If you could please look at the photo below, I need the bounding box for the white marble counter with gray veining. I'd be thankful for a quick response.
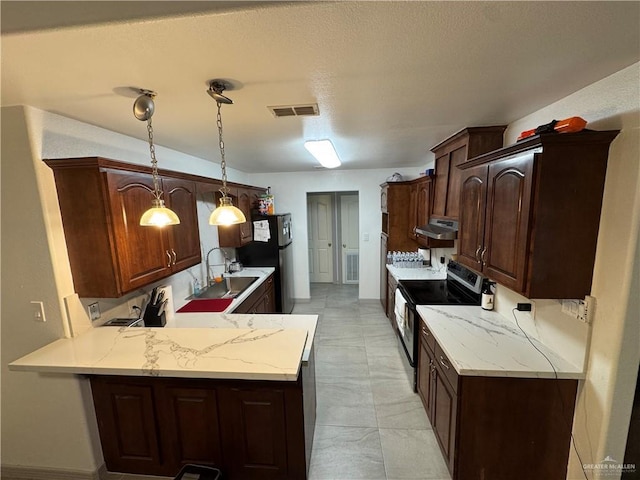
[417,305,584,379]
[9,324,309,381]
[166,313,318,362]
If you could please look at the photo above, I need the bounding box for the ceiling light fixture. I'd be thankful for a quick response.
[133,90,180,227]
[207,80,246,226]
[304,139,341,168]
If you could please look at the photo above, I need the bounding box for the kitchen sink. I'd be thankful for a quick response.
[188,276,259,300]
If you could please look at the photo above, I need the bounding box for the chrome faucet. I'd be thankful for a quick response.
[205,247,230,286]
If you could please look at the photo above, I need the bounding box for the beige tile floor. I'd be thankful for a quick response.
[108,283,450,480]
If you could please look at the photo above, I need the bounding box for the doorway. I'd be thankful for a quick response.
[307,192,359,284]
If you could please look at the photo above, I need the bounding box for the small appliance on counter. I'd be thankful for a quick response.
[102,317,142,327]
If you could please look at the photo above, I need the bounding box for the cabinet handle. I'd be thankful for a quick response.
[475,245,482,262]
[422,326,429,336]
[439,355,450,370]
[171,249,177,265]
[480,247,487,266]
[165,250,172,267]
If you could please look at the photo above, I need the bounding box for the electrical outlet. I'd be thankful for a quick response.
[127,298,140,316]
[88,302,101,321]
[561,298,592,323]
[30,301,46,322]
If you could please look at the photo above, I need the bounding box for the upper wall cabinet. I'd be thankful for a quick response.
[44,157,202,298]
[408,176,454,249]
[197,180,265,248]
[457,130,619,299]
[431,126,506,220]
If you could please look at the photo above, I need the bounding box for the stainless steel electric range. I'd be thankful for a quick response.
[395,261,483,392]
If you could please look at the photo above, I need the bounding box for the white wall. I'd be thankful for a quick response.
[497,63,640,479]
[247,167,423,300]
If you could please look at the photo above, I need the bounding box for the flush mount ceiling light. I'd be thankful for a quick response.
[207,80,246,226]
[304,139,341,169]
[133,90,180,227]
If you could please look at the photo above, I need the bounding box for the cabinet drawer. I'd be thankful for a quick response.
[434,343,458,393]
[419,321,435,353]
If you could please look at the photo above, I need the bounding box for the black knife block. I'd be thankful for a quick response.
[143,303,166,327]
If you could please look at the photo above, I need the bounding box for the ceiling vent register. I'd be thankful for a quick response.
[268,104,319,118]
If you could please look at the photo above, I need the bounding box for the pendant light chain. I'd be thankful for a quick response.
[216,101,230,197]
[146,117,163,201]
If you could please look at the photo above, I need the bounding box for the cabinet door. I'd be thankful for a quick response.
[408,183,418,239]
[433,368,457,474]
[158,384,223,472]
[432,154,450,217]
[219,386,290,479]
[237,188,253,245]
[457,165,488,271]
[380,186,388,213]
[106,171,170,293]
[483,154,534,292]
[444,146,467,218]
[417,331,434,420]
[90,378,164,475]
[163,178,201,272]
[264,275,276,313]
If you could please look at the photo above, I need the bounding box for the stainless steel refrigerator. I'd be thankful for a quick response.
[237,213,294,314]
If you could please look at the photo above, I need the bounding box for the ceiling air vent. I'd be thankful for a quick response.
[268,104,319,118]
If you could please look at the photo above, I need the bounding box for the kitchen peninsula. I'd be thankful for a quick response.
[10,305,319,479]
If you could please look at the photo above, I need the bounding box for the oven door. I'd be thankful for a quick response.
[395,289,417,391]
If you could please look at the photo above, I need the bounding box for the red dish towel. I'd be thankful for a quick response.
[176,298,233,313]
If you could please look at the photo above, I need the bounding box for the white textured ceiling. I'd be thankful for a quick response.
[2,1,639,173]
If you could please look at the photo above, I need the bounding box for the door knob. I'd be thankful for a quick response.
[343,244,346,248]
[328,243,332,247]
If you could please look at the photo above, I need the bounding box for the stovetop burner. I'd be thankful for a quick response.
[398,261,483,307]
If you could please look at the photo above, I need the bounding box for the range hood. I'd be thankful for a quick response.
[415,218,458,240]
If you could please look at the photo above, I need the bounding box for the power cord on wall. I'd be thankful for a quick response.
[511,308,590,480]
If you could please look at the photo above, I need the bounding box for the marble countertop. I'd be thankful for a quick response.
[9,324,308,381]
[167,313,318,362]
[417,305,584,379]
[386,264,447,281]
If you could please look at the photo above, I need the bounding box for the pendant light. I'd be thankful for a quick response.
[133,90,180,227]
[207,80,246,226]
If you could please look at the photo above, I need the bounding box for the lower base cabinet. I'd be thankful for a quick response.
[417,323,578,480]
[90,373,314,479]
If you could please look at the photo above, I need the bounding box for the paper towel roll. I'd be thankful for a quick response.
[418,248,430,261]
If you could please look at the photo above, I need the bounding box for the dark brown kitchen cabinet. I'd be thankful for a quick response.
[90,374,311,479]
[408,176,454,248]
[44,157,201,298]
[416,319,578,480]
[232,273,276,314]
[458,130,619,299]
[217,186,262,248]
[431,126,506,220]
[219,385,305,479]
[90,377,170,476]
[417,323,434,420]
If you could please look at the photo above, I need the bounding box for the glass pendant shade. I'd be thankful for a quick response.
[140,198,181,227]
[209,195,247,226]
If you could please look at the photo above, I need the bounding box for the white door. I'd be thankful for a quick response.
[308,194,334,283]
[340,194,359,284]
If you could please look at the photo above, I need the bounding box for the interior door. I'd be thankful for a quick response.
[307,194,334,283]
[340,194,359,284]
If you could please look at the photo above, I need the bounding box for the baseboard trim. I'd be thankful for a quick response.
[1,463,105,480]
